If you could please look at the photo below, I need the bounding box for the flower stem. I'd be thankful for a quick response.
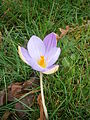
[40,72,48,120]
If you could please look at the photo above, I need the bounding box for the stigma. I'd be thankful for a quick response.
[38,56,46,68]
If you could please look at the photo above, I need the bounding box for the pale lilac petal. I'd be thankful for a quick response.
[18,46,44,72]
[31,61,44,72]
[43,32,57,52]
[45,47,58,60]
[45,47,61,67]
[27,35,45,60]
[18,46,31,65]
[42,65,59,74]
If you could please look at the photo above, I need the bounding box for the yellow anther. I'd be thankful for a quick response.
[38,56,46,68]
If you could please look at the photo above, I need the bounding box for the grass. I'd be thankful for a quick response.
[0,0,90,119]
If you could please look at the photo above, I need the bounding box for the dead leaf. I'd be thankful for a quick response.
[7,85,14,102]
[11,82,22,97]
[56,25,69,41]
[37,94,46,120]
[0,90,6,106]
[7,82,23,101]
[7,78,40,100]
[0,77,40,119]
[15,94,35,118]
[22,77,40,90]
[2,111,18,120]
[1,111,11,120]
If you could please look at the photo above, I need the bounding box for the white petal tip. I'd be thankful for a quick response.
[43,65,59,75]
[18,46,27,63]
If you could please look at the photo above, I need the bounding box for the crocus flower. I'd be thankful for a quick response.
[18,32,61,74]
[18,32,61,120]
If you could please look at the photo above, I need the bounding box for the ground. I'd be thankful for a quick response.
[0,0,90,120]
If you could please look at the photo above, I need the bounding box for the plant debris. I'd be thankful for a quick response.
[55,25,69,41]
[0,90,6,106]
[37,94,46,120]
[0,78,40,119]
[15,93,35,118]
[1,111,19,120]
[1,111,11,120]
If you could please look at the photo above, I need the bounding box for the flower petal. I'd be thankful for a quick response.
[42,65,59,74]
[45,47,61,67]
[43,32,57,52]
[27,35,45,60]
[18,46,44,72]
[18,46,31,65]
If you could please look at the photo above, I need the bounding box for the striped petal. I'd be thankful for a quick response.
[18,46,44,72]
[45,47,61,67]
[27,35,45,61]
[43,33,57,52]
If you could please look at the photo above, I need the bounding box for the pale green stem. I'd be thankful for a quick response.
[40,72,49,120]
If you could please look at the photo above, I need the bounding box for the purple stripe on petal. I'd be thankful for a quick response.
[45,47,58,61]
[27,35,45,61]
[18,46,44,72]
[42,65,59,74]
[43,32,57,52]
[46,47,61,67]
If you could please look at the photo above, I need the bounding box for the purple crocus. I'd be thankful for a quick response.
[18,32,61,74]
